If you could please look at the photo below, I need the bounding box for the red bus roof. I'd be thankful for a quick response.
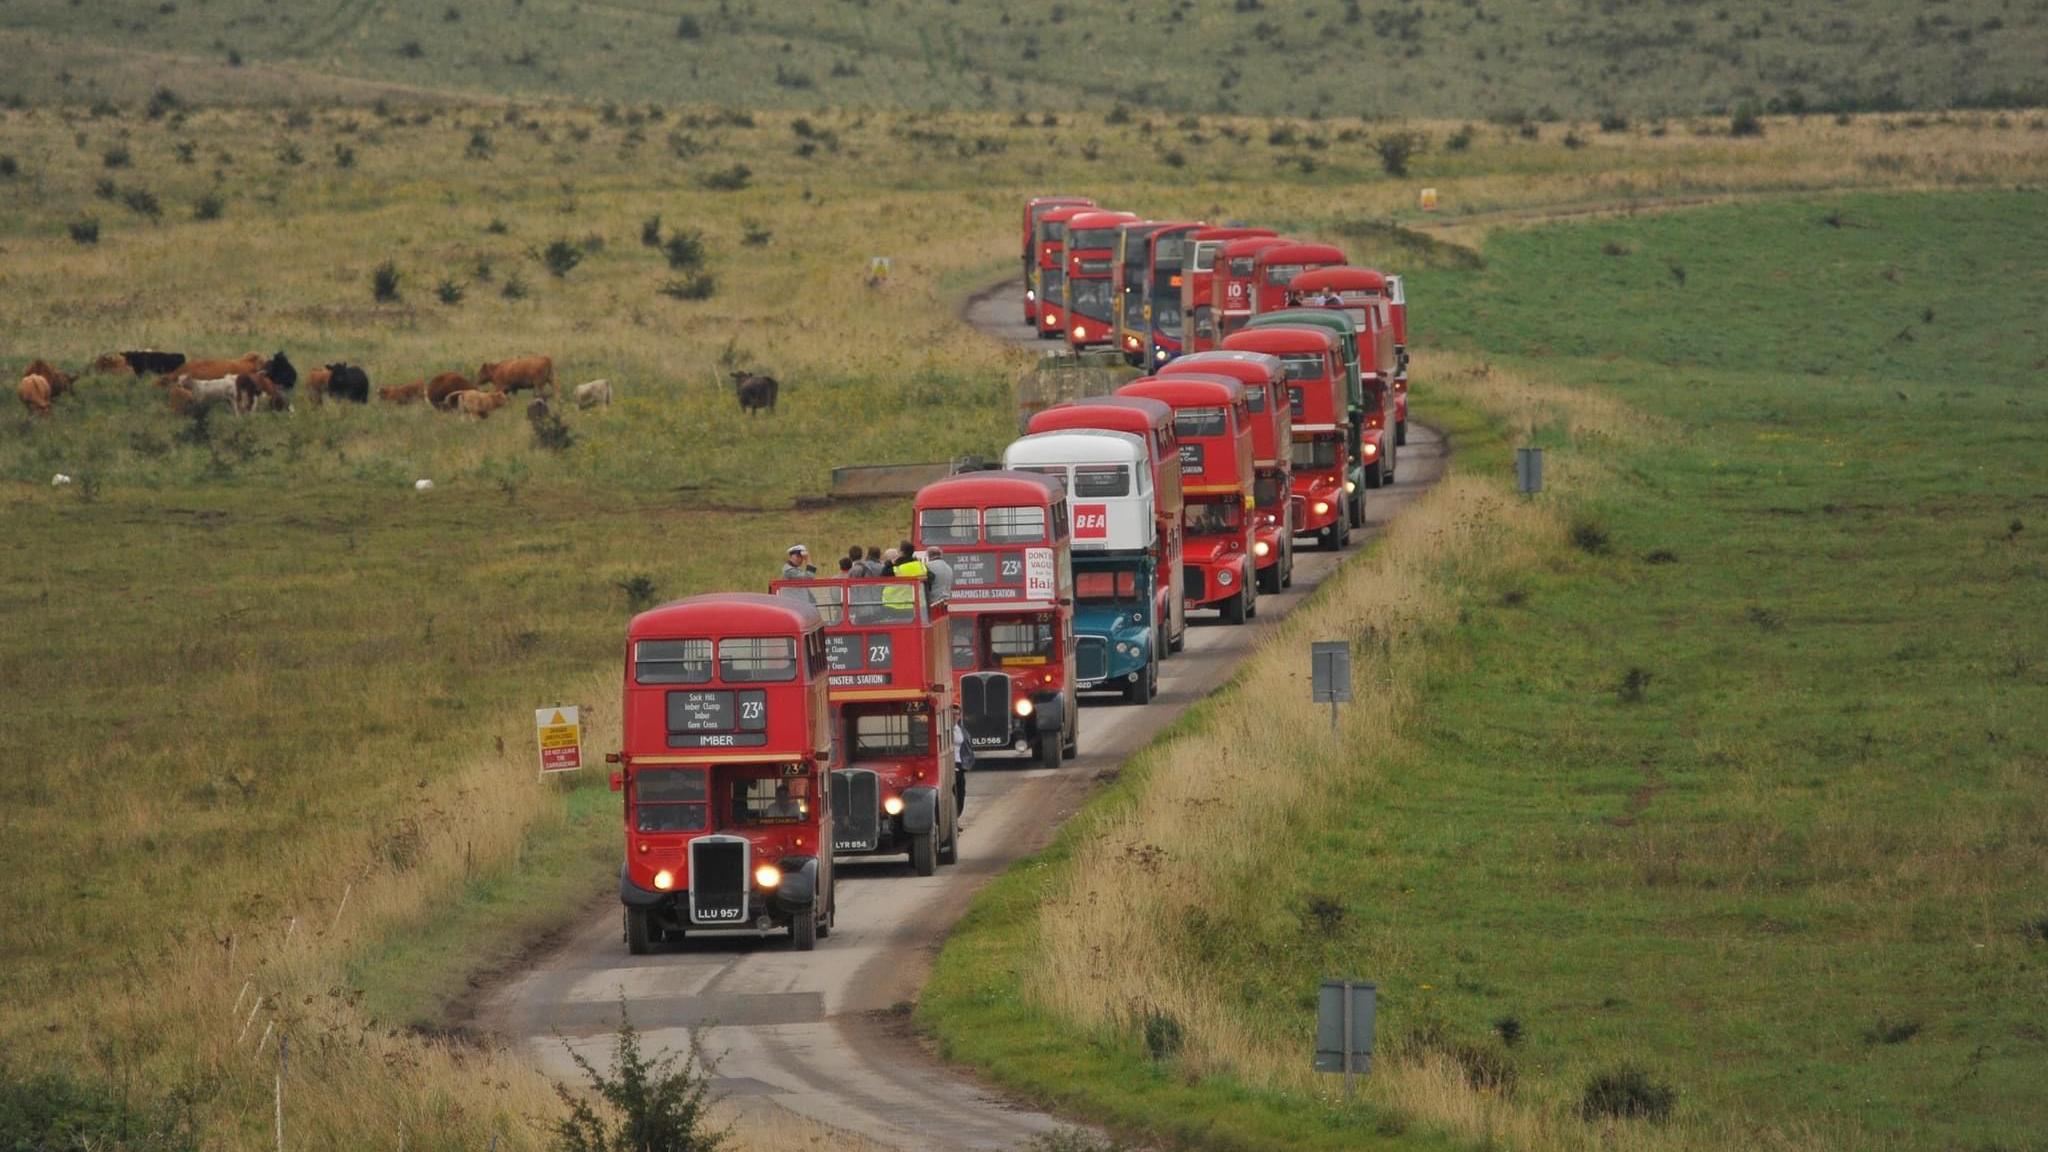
[1068,210,1138,231]
[1193,226,1278,242]
[914,468,1065,510]
[1040,205,1091,226]
[630,591,821,639]
[1255,242,1347,266]
[1223,326,1339,355]
[1221,236,1289,258]
[1030,397,1171,439]
[1120,376,1245,409]
[1158,352,1283,386]
[1290,266,1388,295]
[1027,195,1094,211]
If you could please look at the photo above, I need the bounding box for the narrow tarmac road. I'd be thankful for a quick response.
[482,281,1448,1150]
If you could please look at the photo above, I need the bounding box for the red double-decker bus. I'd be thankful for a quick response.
[769,578,960,876]
[1387,273,1410,445]
[1022,196,1094,326]
[1180,227,1277,354]
[1208,235,1289,347]
[1141,221,1205,368]
[1030,394,1187,656]
[1224,325,1358,550]
[614,593,837,953]
[1159,351,1294,593]
[1288,266,1402,486]
[913,471,1078,769]
[1252,241,1348,316]
[1112,220,1178,366]
[1063,210,1138,349]
[1118,376,1259,624]
[1034,204,1092,341]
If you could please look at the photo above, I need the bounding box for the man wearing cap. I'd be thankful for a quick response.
[781,545,816,580]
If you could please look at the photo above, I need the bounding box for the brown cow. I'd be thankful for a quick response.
[426,372,471,410]
[18,374,52,417]
[165,384,197,414]
[173,353,264,383]
[235,372,289,414]
[24,360,74,399]
[305,367,332,406]
[732,370,779,415]
[92,353,134,376]
[454,389,512,419]
[477,355,554,396]
[378,379,428,405]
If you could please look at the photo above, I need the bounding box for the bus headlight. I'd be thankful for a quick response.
[1217,569,1234,587]
[1125,335,1139,350]
[1154,348,1169,361]
[1362,443,1378,459]
[754,864,782,889]
[653,869,675,891]
[1254,540,1270,557]
[1313,500,1331,516]
[1026,289,1036,301]
[1015,698,1034,717]
[883,795,905,816]
[1344,480,1358,494]
[1074,325,1088,339]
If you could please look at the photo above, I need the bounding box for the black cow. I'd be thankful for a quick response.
[323,363,371,404]
[262,351,298,392]
[123,350,186,376]
[731,370,779,416]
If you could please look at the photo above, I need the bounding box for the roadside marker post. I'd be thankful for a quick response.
[536,706,583,776]
[1311,641,1352,734]
[1314,979,1377,1099]
[1516,446,1544,497]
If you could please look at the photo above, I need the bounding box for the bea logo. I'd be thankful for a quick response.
[1075,505,1109,539]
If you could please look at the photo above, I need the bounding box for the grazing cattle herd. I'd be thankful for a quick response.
[17,351,791,424]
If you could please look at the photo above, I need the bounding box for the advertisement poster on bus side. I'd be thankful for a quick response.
[1026,548,1055,601]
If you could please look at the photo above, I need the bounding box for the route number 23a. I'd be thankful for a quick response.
[1000,557,1022,579]
[741,700,764,721]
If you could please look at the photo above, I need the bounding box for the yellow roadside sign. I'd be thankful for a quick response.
[535,706,582,773]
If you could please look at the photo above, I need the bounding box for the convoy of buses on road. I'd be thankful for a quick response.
[605,195,1415,954]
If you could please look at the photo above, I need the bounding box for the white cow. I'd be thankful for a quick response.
[574,378,612,409]
[186,375,241,410]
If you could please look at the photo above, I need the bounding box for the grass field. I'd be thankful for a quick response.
[4,92,2044,1149]
[4,0,2046,119]
[920,191,2048,1150]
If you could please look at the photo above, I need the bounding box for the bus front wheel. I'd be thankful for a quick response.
[625,908,652,956]
[1036,732,1062,770]
[911,832,937,877]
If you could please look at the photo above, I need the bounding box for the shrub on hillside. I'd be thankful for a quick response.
[102,144,131,169]
[1730,106,1765,137]
[1374,131,1425,176]
[662,229,705,270]
[1580,1063,1675,1122]
[640,214,663,248]
[372,260,401,302]
[435,278,465,305]
[0,154,18,179]
[698,164,751,191]
[659,273,717,301]
[193,191,224,220]
[539,239,583,277]
[551,1004,723,1152]
[67,217,101,245]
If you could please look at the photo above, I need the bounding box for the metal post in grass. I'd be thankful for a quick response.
[275,1033,288,1152]
[1311,641,1351,734]
[1315,979,1376,1099]
[1516,446,1544,497]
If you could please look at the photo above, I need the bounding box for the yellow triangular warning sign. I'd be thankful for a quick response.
[549,710,566,725]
